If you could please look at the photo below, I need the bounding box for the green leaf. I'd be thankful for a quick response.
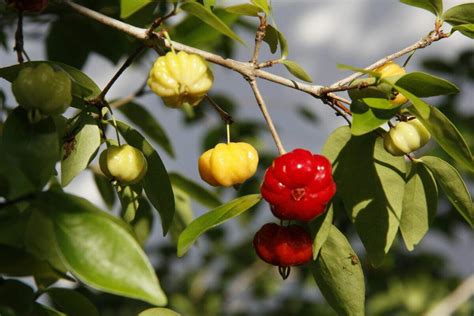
[38,191,167,306]
[0,205,29,247]
[170,9,239,51]
[93,172,116,209]
[350,100,400,136]
[452,24,474,38]
[180,2,246,45]
[409,105,474,172]
[362,98,397,110]
[34,303,67,316]
[130,197,154,246]
[117,184,142,223]
[46,288,99,316]
[276,27,288,58]
[117,102,174,157]
[115,121,175,235]
[0,279,35,316]
[0,245,64,279]
[443,3,474,25]
[169,186,193,244]
[169,172,221,208]
[25,210,67,273]
[400,163,438,251]
[224,4,262,16]
[251,0,270,15]
[177,194,262,257]
[382,79,431,118]
[0,61,100,99]
[311,226,365,316]
[61,117,101,187]
[2,107,59,191]
[400,0,443,17]
[139,307,181,316]
[120,0,152,19]
[263,24,279,53]
[419,156,474,227]
[322,126,406,266]
[395,72,459,97]
[280,59,313,82]
[310,203,334,260]
[337,64,381,77]
[203,0,216,9]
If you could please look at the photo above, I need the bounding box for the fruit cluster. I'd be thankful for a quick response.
[254,149,336,278]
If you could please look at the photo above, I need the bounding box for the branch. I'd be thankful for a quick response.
[424,275,474,316]
[63,1,450,117]
[13,10,24,63]
[205,95,233,124]
[328,30,450,89]
[96,45,146,102]
[248,79,286,155]
[251,15,266,65]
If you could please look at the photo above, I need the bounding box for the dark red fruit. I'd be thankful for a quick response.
[260,148,336,222]
[253,223,312,267]
[7,0,48,12]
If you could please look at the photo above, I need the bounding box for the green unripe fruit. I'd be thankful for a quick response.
[12,63,72,116]
[384,119,431,156]
[99,144,148,184]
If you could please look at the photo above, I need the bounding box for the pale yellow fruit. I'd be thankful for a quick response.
[384,119,431,156]
[99,144,148,184]
[148,51,214,108]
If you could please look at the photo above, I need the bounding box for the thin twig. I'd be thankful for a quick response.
[63,1,450,119]
[96,45,146,101]
[251,15,266,65]
[13,10,24,63]
[205,95,233,124]
[146,2,178,37]
[248,78,286,155]
[329,31,450,89]
[424,275,474,316]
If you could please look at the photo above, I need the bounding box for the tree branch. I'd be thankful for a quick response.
[329,30,450,89]
[251,15,266,65]
[63,1,449,118]
[248,78,286,155]
[13,10,24,63]
[424,275,474,316]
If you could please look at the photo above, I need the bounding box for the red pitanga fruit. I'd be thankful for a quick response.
[260,148,336,221]
[253,223,312,267]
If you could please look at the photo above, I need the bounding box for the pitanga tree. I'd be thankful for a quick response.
[0,0,473,315]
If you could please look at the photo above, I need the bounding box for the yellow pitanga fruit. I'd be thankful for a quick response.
[148,51,213,108]
[198,142,259,187]
[374,61,408,106]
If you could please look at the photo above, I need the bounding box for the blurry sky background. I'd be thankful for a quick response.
[0,0,472,279]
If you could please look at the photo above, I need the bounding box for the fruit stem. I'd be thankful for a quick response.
[278,266,290,280]
[163,31,175,55]
[205,95,233,125]
[248,78,286,155]
[226,123,231,144]
[97,44,146,101]
[13,10,25,64]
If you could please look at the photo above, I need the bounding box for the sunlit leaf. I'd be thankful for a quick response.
[38,191,167,306]
[178,194,261,257]
[311,225,365,316]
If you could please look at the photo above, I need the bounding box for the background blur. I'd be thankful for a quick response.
[1,0,473,315]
